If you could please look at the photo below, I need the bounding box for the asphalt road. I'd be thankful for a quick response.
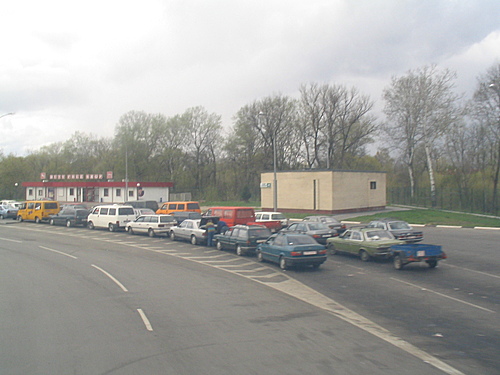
[0,221,498,375]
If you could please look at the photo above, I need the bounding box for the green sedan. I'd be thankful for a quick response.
[326,228,404,261]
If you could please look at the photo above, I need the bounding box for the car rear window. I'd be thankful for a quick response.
[119,207,135,215]
[45,203,59,209]
[187,203,200,210]
[160,216,175,223]
[249,228,271,238]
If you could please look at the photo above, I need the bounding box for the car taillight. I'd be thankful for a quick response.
[291,251,302,256]
[312,234,321,238]
[319,249,327,255]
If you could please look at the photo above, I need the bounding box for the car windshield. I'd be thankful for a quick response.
[286,235,317,245]
[308,222,329,230]
[365,230,394,241]
[388,221,411,230]
[249,228,272,238]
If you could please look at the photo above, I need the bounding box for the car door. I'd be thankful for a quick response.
[345,230,363,254]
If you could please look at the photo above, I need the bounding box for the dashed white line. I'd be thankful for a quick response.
[137,308,153,331]
[390,277,495,313]
[91,265,128,292]
[39,246,78,259]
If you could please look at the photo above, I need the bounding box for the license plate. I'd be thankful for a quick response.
[322,234,331,237]
[417,250,425,257]
[303,250,317,255]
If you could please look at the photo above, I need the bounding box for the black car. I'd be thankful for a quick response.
[365,218,423,242]
[214,225,272,256]
[49,208,90,227]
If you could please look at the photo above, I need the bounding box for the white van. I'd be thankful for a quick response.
[87,204,136,232]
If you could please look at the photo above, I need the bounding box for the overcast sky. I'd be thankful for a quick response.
[1,0,499,156]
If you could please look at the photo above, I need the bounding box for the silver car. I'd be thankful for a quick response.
[170,217,219,245]
[126,214,176,237]
[283,221,338,244]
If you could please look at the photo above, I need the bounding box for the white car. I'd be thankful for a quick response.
[87,204,136,232]
[126,214,176,237]
[255,211,289,228]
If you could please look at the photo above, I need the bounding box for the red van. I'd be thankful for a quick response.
[204,207,256,227]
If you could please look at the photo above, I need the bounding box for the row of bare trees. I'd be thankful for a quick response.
[1,63,499,214]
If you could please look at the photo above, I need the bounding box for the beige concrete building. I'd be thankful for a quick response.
[261,170,386,214]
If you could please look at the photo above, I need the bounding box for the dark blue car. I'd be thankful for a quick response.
[256,232,327,270]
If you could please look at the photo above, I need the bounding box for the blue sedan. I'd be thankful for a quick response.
[256,232,327,270]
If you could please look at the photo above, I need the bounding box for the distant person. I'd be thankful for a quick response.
[206,220,216,246]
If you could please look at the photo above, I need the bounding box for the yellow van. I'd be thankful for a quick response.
[156,201,201,215]
[17,200,60,223]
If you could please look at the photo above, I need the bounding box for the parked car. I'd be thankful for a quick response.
[204,207,256,227]
[172,211,202,225]
[126,214,176,237]
[283,221,338,244]
[169,216,219,245]
[49,208,90,227]
[60,203,88,210]
[326,228,403,261]
[365,218,423,242]
[302,215,346,234]
[256,232,327,270]
[133,208,156,217]
[0,204,19,219]
[0,200,22,209]
[87,204,136,231]
[214,224,272,256]
[156,201,201,215]
[254,211,287,231]
[17,200,60,223]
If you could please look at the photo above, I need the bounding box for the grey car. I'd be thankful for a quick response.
[170,216,219,245]
[302,215,346,234]
[283,221,338,244]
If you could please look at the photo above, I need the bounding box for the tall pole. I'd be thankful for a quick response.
[125,147,128,203]
[273,126,277,212]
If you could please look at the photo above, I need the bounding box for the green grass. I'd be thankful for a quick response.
[200,200,500,227]
[344,209,500,227]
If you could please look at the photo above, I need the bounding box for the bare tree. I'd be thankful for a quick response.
[383,65,462,205]
[470,63,500,214]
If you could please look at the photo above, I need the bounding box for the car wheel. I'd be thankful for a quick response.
[0,214,4,220]
[359,250,370,262]
[88,221,94,229]
[127,227,134,234]
[17,216,23,222]
[35,217,41,224]
[312,263,321,269]
[190,235,197,245]
[216,241,223,250]
[327,242,337,255]
[427,259,438,268]
[108,223,116,232]
[393,255,404,270]
[66,220,72,227]
[148,228,155,237]
[236,245,243,256]
[170,231,176,241]
[49,219,55,225]
[279,256,288,270]
[257,250,264,262]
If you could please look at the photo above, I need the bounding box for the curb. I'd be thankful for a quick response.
[339,221,500,231]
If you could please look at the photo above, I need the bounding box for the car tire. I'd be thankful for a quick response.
[0,214,4,220]
[88,221,94,229]
[257,250,264,262]
[66,220,72,228]
[427,259,438,268]
[236,245,243,256]
[312,263,321,269]
[35,217,41,224]
[279,256,288,270]
[359,250,370,262]
[216,241,223,250]
[190,235,197,245]
[127,227,134,235]
[393,255,404,270]
[170,231,176,241]
[49,219,55,225]
[327,243,337,255]
[108,223,116,232]
[148,228,155,237]
[17,216,23,222]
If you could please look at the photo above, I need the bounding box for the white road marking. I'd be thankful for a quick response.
[390,277,495,313]
[443,263,500,279]
[91,265,128,292]
[39,246,78,259]
[0,236,22,243]
[137,308,153,331]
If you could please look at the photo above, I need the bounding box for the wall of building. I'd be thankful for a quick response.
[261,170,386,214]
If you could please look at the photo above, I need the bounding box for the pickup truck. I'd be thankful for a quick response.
[390,243,447,270]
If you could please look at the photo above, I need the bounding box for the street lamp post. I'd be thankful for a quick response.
[259,112,277,212]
